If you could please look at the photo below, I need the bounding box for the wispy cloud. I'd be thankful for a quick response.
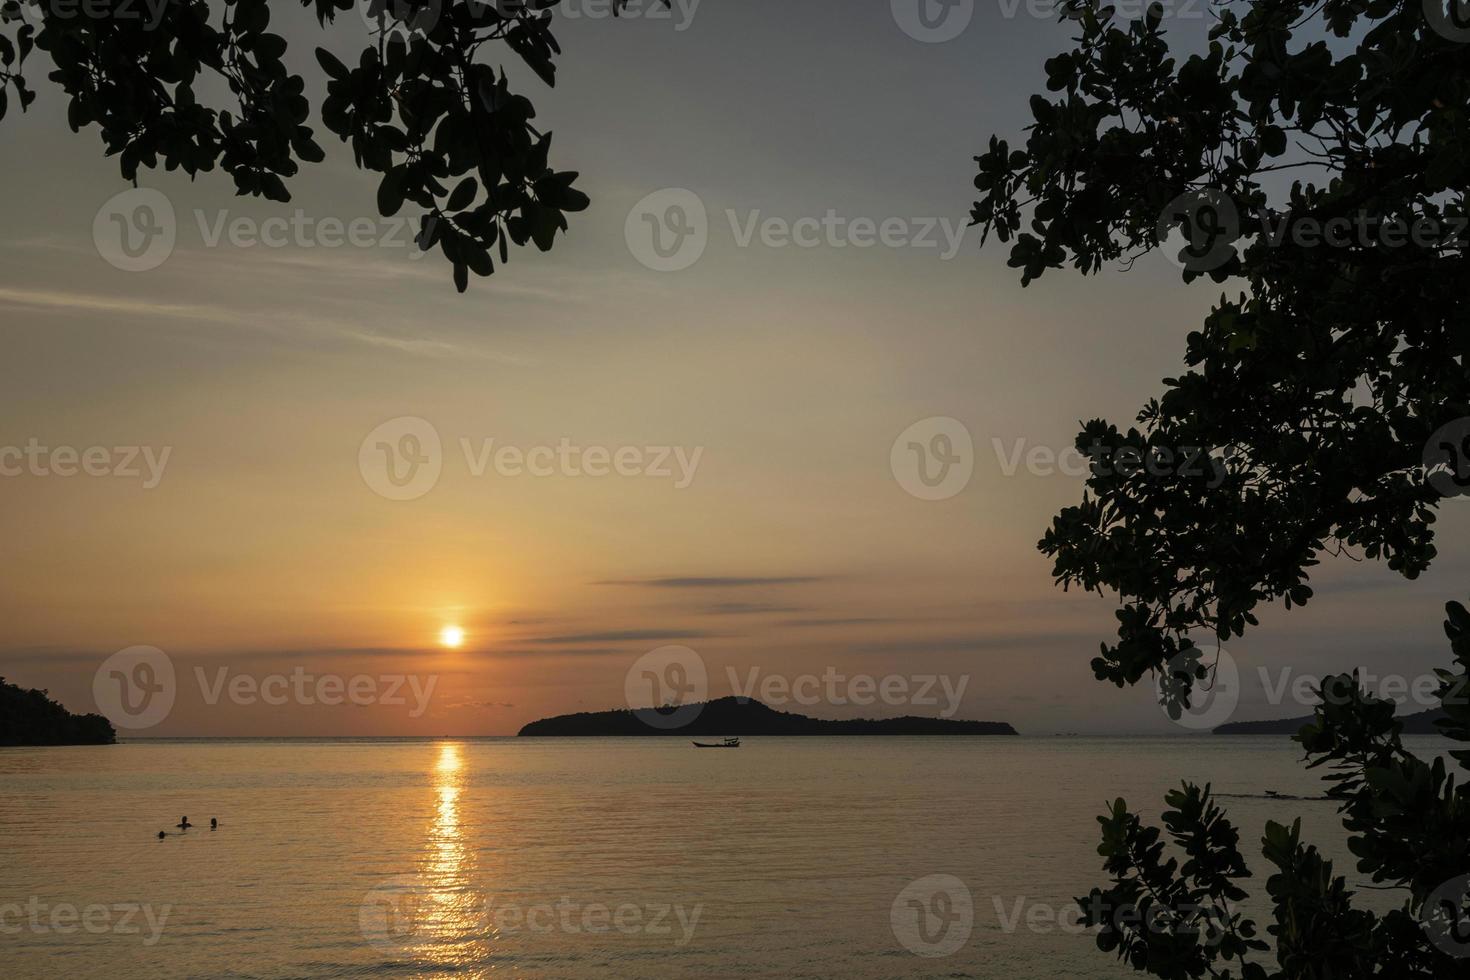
[701,603,808,615]
[780,618,896,628]
[526,629,731,644]
[598,576,825,588]
[472,647,631,659]
[0,645,434,667]
[848,632,1096,656]
[0,284,528,364]
[0,285,247,326]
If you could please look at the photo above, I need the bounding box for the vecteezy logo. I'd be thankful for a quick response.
[1157,188,1240,273]
[625,188,708,272]
[1422,874,1470,957]
[93,188,177,272]
[358,416,443,501]
[890,874,973,957]
[890,417,974,501]
[358,0,444,41]
[891,0,974,42]
[1425,0,1470,42]
[1157,638,1240,730]
[1425,418,1470,500]
[360,875,429,953]
[625,645,708,730]
[92,646,176,730]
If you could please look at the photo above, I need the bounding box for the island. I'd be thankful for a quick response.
[518,696,1017,736]
[0,677,116,745]
[1213,706,1447,736]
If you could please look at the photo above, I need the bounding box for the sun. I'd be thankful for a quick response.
[438,625,465,649]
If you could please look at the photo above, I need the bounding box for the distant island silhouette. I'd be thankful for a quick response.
[1213,707,1447,736]
[518,696,1017,736]
[1,677,116,746]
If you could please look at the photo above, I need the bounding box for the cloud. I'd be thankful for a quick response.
[0,285,247,326]
[780,618,896,628]
[848,632,1096,656]
[0,284,526,364]
[0,645,436,667]
[472,648,629,659]
[598,576,825,588]
[526,630,731,644]
[701,603,808,615]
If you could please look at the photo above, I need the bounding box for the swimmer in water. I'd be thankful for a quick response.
[210,818,218,830]
[177,816,192,829]
[158,831,166,840]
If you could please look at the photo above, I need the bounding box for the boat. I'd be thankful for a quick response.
[693,737,740,748]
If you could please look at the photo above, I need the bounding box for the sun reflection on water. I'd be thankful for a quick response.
[414,742,492,976]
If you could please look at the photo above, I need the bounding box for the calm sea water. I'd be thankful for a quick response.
[1,736,1447,979]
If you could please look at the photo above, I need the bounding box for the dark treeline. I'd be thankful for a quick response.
[0,677,115,746]
[519,696,1017,736]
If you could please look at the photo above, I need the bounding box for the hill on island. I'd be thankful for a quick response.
[0,677,116,746]
[1213,706,1447,736]
[518,696,1017,736]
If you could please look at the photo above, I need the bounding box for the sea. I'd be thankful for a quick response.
[1,735,1453,978]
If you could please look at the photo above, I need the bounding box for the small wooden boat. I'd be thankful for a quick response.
[693,737,740,748]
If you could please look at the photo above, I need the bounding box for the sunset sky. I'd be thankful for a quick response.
[2,1,1467,735]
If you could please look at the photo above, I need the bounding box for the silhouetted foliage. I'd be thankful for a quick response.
[0,0,650,290]
[1213,705,1447,734]
[0,676,116,744]
[1073,603,1470,978]
[974,1,1470,975]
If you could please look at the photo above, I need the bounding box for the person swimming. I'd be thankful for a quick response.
[177,816,192,829]
[210,818,218,830]
[157,830,166,840]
